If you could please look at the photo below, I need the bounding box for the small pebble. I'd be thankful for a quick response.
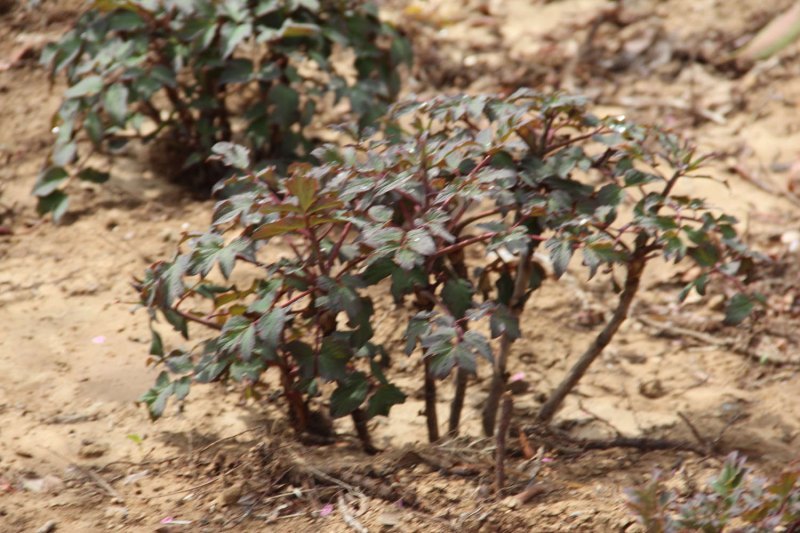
[36,520,57,533]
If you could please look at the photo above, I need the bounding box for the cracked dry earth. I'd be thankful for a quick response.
[1,0,800,531]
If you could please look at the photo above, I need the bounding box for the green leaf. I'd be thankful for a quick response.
[230,359,266,381]
[285,174,318,213]
[139,371,173,420]
[546,238,573,279]
[366,384,405,418]
[103,83,129,127]
[257,307,287,348]
[33,166,69,197]
[367,205,393,222]
[284,340,313,380]
[267,84,300,129]
[174,376,191,401]
[77,167,110,183]
[162,255,189,306]
[64,75,104,98]
[212,142,250,169]
[190,233,249,279]
[52,141,77,166]
[428,348,455,378]
[442,278,473,319]
[221,22,252,58]
[108,10,145,31]
[149,327,164,357]
[252,216,306,239]
[84,111,103,146]
[330,373,369,418]
[406,228,436,256]
[495,271,513,306]
[724,294,755,326]
[391,266,426,301]
[278,20,321,38]
[219,58,253,84]
[163,308,188,339]
[36,190,69,223]
[319,336,352,381]
[688,242,720,268]
[462,330,492,362]
[405,313,431,355]
[51,34,81,73]
[394,247,419,270]
[453,344,476,374]
[361,257,395,285]
[490,304,520,340]
[219,316,257,360]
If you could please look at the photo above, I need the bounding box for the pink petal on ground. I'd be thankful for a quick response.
[91,335,106,345]
[319,503,334,517]
[510,371,525,382]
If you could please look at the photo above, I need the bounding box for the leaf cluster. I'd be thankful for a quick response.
[36,0,411,221]
[136,90,759,441]
[627,453,800,532]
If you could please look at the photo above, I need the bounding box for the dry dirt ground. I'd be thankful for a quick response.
[1,0,800,532]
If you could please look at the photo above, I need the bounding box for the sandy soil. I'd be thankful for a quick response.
[1,0,799,531]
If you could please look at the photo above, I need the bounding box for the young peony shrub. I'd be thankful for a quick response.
[36,0,411,221]
[136,90,760,450]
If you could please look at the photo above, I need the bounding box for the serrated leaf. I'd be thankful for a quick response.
[285,174,318,212]
[257,307,287,348]
[190,234,249,279]
[442,278,473,319]
[453,344,476,374]
[139,371,173,420]
[330,373,369,418]
[546,238,573,279]
[162,255,189,306]
[219,316,257,360]
[405,314,431,355]
[462,330,492,362]
[428,347,455,379]
[163,308,188,339]
[366,384,405,418]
